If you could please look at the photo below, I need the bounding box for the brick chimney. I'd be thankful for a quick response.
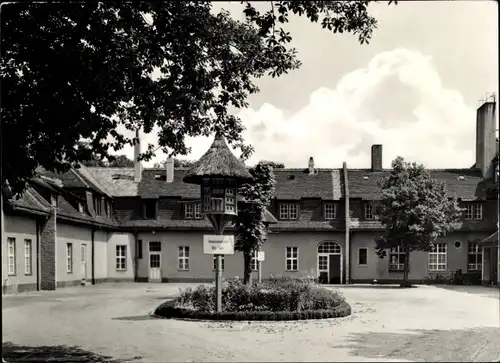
[475,95,497,177]
[308,157,315,174]
[133,129,142,183]
[371,145,383,171]
[166,156,174,183]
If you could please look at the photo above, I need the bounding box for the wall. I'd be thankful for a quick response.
[93,230,108,281]
[2,214,39,293]
[107,232,135,281]
[56,222,93,287]
[350,231,491,283]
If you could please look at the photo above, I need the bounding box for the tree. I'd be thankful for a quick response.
[260,161,285,168]
[82,154,133,167]
[374,157,463,287]
[234,161,276,285]
[153,159,196,168]
[1,1,397,194]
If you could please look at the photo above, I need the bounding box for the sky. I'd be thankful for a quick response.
[112,1,499,170]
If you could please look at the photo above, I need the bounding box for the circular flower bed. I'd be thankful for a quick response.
[154,276,351,321]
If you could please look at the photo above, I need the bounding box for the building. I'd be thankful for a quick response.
[2,99,498,293]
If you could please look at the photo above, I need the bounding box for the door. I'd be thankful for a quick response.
[328,254,341,284]
[318,255,329,284]
[80,244,87,281]
[149,241,162,283]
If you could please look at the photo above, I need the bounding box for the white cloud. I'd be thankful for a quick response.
[112,48,487,169]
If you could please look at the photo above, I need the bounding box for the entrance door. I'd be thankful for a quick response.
[80,244,87,281]
[329,254,341,284]
[149,241,161,283]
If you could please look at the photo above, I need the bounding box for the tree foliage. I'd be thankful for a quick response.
[234,161,276,285]
[1,1,396,194]
[153,159,196,168]
[374,157,463,287]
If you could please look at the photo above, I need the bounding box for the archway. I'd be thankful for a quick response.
[317,241,342,284]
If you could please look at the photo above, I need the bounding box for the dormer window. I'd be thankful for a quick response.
[104,200,109,217]
[279,203,298,220]
[93,195,102,215]
[78,202,84,213]
[324,203,336,220]
[364,203,374,220]
[185,203,202,219]
[50,195,58,207]
[144,200,157,219]
[464,203,482,220]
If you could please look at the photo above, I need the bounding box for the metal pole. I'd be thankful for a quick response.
[258,260,262,284]
[215,254,222,313]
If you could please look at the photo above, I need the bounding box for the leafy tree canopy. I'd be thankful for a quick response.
[82,154,134,168]
[1,1,396,194]
[234,161,276,284]
[374,157,463,286]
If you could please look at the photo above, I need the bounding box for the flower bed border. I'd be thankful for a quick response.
[153,300,351,321]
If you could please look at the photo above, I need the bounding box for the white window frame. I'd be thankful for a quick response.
[465,203,482,220]
[178,246,190,271]
[212,255,224,271]
[51,195,57,207]
[8,237,16,275]
[467,242,482,271]
[24,239,32,275]
[194,203,202,219]
[251,250,258,271]
[428,243,447,271]
[66,243,73,273]
[285,246,299,271]
[324,203,336,220]
[280,203,298,220]
[78,202,84,213]
[389,246,405,271]
[358,247,368,266]
[116,245,127,271]
[364,203,374,220]
[185,203,194,219]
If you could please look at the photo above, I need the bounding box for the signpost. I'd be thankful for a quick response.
[257,251,265,283]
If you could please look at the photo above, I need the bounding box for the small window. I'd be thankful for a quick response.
[149,241,161,252]
[286,247,299,271]
[66,243,73,273]
[364,203,374,220]
[7,237,16,275]
[194,203,202,219]
[358,248,368,265]
[144,200,157,219]
[212,256,225,271]
[185,203,202,219]
[178,246,190,270]
[467,242,482,271]
[93,195,102,215]
[116,245,127,271]
[454,241,462,249]
[280,204,298,220]
[104,200,109,216]
[464,203,482,220]
[251,250,259,271]
[389,246,405,271]
[51,195,58,207]
[324,203,336,220]
[78,202,84,213]
[24,239,32,275]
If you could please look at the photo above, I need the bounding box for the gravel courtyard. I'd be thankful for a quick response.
[2,283,500,362]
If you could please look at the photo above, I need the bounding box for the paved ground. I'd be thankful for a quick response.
[2,283,500,362]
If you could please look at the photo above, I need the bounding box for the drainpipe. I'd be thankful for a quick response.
[134,229,139,282]
[91,227,96,285]
[343,162,351,284]
[36,220,41,291]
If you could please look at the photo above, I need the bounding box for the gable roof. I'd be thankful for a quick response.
[85,167,139,197]
[347,168,488,201]
[273,168,344,200]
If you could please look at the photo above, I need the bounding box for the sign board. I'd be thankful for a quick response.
[203,235,235,255]
[257,251,265,261]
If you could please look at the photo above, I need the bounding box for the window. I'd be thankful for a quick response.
[464,203,482,220]
[24,239,32,275]
[104,200,109,216]
[116,245,127,270]
[280,203,298,220]
[178,246,189,270]
[324,203,336,220]
[194,203,202,219]
[78,202,84,213]
[251,250,259,271]
[51,195,58,207]
[144,200,157,219]
[7,238,16,275]
[467,242,482,271]
[364,203,374,220]
[389,246,405,271]
[66,243,73,273]
[212,256,224,271]
[93,195,102,215]
[358,248,368,265]
[185,203,202,219]
[429,243,447,271]
[286,247,299,271]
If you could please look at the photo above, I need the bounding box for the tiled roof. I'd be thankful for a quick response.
[85,167,139,197]
[347,168,488,200]
[137,168,200,199]
[75,166,113,197]
[273,168,343,200]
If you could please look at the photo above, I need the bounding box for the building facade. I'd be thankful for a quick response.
[2,101,499,293]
